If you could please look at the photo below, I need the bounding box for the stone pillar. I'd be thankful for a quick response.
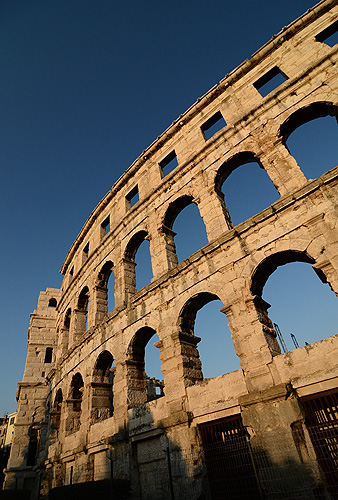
[224,298,277,392]
[90,381,112,423]
[124,359,147,409]
[162,226,179,270]
[146,214,173,276]
[196,188,232,241]
[172,331,202,385]
[123,258,137,302]
[69,308,87,345]
[259,137,308,196]
[306,213,338,296]
[110,362,127,422]
[93,285,108,325]
[57,327,69,357]
[155,328,202,405]
[239,384,322,499]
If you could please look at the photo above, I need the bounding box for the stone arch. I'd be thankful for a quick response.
[95,261,114,322]
[124,230,152,296]
[51,388,63,432]
[78,286,89,311]
[74,286,89,337]
[279,101,338,181]
[251,250,315,297]
[215,152,262,196]
[250,250,317,355]
[163,195,194,230]
[178,292,220,335]
[97,261,114,288]
[66,372,84,434]
[162,195,208,266]
[125,230,149,261]
[91,350,114,423]
[126,326,163,408]
[176,292,231,383]
[215,151,279,227]
[58,308,71,355]
[64,308,71,329]
[279,101,337,144]
[48,297,57,308]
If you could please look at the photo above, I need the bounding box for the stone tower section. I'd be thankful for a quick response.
[4,1,338,498]
[4,289,60,495]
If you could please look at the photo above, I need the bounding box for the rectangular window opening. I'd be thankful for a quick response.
[101,215,110,237]
[70,266,74,276]
[83,242,89,259]
[201,111,227,141]
[159,150,178,177]
[44,347,53,364]
[126,185,139,209]
[253,66,288,98]
[316,20,338,47]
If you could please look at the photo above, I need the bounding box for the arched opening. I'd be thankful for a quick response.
[66,373,84,434]
[280,102,338,180]
[51,388,63,432]
[251,250,338,352]
[64,308,71,329]
[91,350,115,423]
[195,300,240,377]
[126,327,164,408]
[48,298,57,308]
[135,239,153,290]
[163,195,208,265]
[60,308,71,353]
[77,286,89,333]
[145,333,164,401]
[96,261,115,319]
[262,261,338,351]
[124,231,153,295]
[215,152,279,227]
[178,292,239,383]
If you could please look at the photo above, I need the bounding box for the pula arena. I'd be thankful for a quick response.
[4,1,338,499]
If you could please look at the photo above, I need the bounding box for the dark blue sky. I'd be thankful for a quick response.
[0,0,331,415]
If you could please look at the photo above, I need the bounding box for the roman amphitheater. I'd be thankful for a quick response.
[4,1,338,498]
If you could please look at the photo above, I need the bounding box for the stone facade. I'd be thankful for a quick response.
[4,1,338,498]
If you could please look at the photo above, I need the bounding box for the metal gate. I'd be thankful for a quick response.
[199,415,261,500]
[301,389,338,499]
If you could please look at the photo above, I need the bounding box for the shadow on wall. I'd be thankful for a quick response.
[7,393,338,500]
[111,405,209,500]
[43,403,338,500]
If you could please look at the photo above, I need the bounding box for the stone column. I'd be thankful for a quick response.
[162,226,179,270]
[239,384,322,499]
[124,359,147,409]
[114,258,136,306]
[259,137,308,196]
[224,297,278,392]
[57,327,69,358]
[147,213,175,276]
[196,188,232,241]
[69,308,87,345]
[93,285,108,325]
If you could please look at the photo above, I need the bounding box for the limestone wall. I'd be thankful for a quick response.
[5,1,338,499]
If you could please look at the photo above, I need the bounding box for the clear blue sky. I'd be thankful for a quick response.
[1,0,336,416]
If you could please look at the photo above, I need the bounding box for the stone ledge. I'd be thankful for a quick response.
[239,382,293,408]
